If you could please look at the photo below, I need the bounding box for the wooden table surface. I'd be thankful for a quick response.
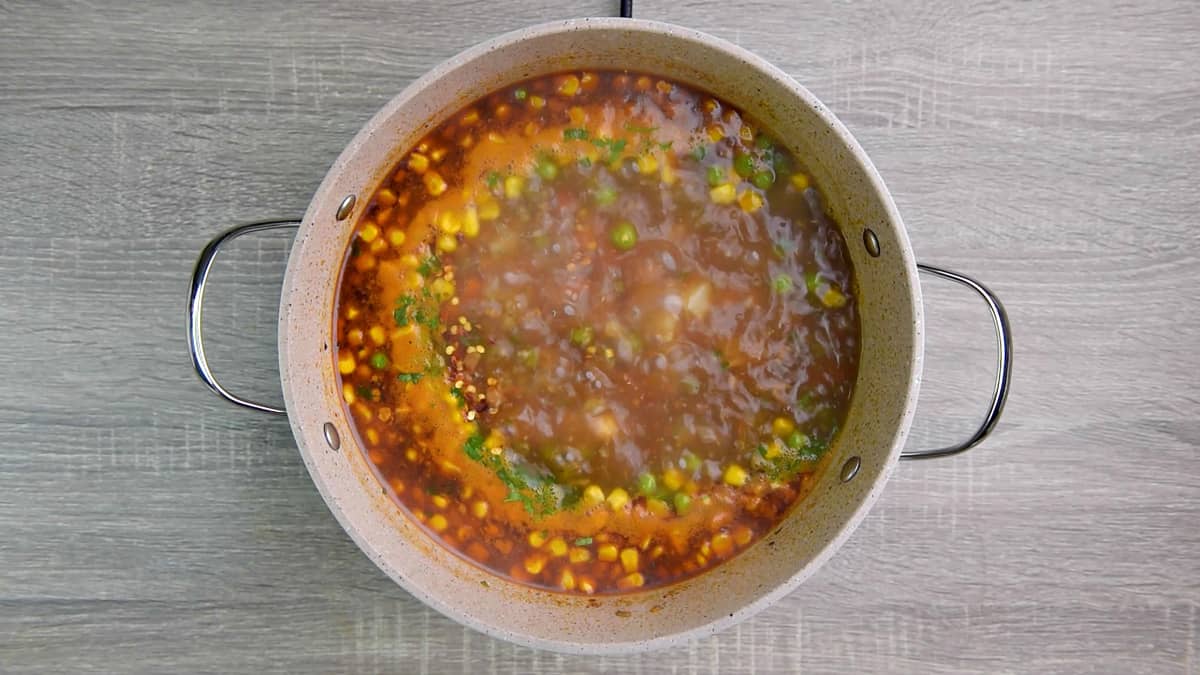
[2,1,1198,672]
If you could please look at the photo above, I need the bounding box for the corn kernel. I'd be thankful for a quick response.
[620,547,639,573]
[547,537,568,557]
[711,532,734,557]
[646,498,671,518]
[436,233,457,253]
[360,223,379,243]
[430,277,455,301]
[707,125,724,142]
[478,200,500,221]
[471,500,489,518]
[791,173,810,190]
[369,238,387,254]
[764,439,784,459]
[723,464,749,486]
[606,487,630,510]
[428,514,448,532]
[409,153,429,173]
[558,75,580,96]
[504,175,524,199]
[346,328,363,346]
[662,468,684,492]
[524,555,546,575]
[661,159,677,185]
[386,228,406,247]
[636,153,659,174]
[529,95,545,109]
[568,106,585,125]
[733,526,754,547]
[366,326,385,346]
[461,109,480,125]
[578,577,596,594]
[738,190,763,213]
[559,568,576,591]
[597,544,618,562]
[405,448,418,462]
[345,305,360,320]
[710,183,737,205]
[337,352,356,375]
[437,210,462,234]
[430,147,447,163]
[424,171,447,196]
[822,287,848,308]
[616,572,645,590]
[772,417,796,437]
[431,495,449,510]
[569,547,591,563]
[365,428,379,445]
[341,384,356,405]
[484,430,505,450]
[456,207,479,239]
[528,530,546,548]
[582,484,605,507]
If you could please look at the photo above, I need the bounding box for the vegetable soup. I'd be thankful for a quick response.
[335,71,860,595]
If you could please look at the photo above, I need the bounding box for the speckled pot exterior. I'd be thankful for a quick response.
[277,19,923,654]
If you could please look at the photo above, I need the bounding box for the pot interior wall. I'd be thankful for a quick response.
[279,18,922,653]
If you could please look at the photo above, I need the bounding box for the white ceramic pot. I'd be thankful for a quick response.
[187,18,1012,654]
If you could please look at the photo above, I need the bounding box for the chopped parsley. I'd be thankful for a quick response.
[416,255,441,277]
[355,385,373,400]
[574,536,593,546]
[396,372,424,384]
[460,431,563,518]
[591,136,628,164]
[563,127,589,141]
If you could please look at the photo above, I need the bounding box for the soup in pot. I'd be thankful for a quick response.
[334,71,859,595]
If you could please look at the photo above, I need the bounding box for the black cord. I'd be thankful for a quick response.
[619,0,633,18]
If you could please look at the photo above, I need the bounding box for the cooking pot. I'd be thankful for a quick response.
[186,18,1012,653]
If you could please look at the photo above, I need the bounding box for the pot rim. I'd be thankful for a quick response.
[279,16,923,654]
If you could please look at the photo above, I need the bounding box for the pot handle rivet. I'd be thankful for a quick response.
[863,229,880,257]
[336,194,357,221]
[840,456,861,483]
[323,422,341,450]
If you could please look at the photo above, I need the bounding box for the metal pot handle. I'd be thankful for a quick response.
[900,264,1013,460]
[187,219,301,415]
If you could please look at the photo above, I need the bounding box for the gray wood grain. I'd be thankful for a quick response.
[2,0,1198,672]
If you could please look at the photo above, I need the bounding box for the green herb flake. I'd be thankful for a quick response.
[485,170,501,189]
[563,127,589,141]
[393,295,415,327]
[623,122,659,134]
[578,156,593,168]
[574,536,593,546]
[355,385,374,400]
[396,372,424,384]
[417,255,441,277]
[463,433,485,461]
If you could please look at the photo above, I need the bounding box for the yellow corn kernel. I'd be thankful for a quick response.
[733,526,754,547]
[661,468,684,492]
[369,238,387,254]
[345,328,364,346]
[437,210,462,234]
[524,555,546,575]
[365,428,379,445]
[711,532,734,557]
[428,514,448,532]
[360,223,379,243]
[822,286,848,309]
[461,109,480,125]
[646,498,671,518]
[478,199,500,221]
[386,228,406,247]
[400,253,420,268]
[582,484,605,507]
[430,277,455,301]
[597,544,618,562]
[337,352,356,375]
[484,430,505,450]
[368,326,386,345]
[578,577,596,594]
[424,171,447,196]
[559,568,576,591]
[764,439,784,459]
[606,487,630,510]
[723,464,749,487]
[707,125,724,142]
[436,233,457,253]
[547,537,568,557]
[620,547,639,573]
[738,190,763,213]
[529,95,545,109]
[430,147,447,163]
[772,417,796,437]
[431,494,449,510]
[791,173,810,190]
[568,106,585,126]
[345,305,360,320]
[700,540,712,557]
[462,206,480,238]
[710,183,737,205]
[443,461,462,476]
[405,448,418,462]
[558,75,580,96]
[661,159,677,185]
[504,175,524,199]
[471,500,488,518]
[528,530,546,548]
[376,188,397,207]
[409,153,429,173]
[616,572,645,590]
[636,153,659,175]
[569,547,591,564]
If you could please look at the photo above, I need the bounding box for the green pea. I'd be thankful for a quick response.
[755,134,774,151]
[570,325,594,347]
[773,273,795,294]
[370,352,390,369]
[733,153,755,178]
[514,88,527,100]
[673,493,692,515]
[535,155,558,181]
[610,221,638,251]
[752,170,775,190]
[787,430,809,449]
[637,472,657,495]
[706,165,724,186]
